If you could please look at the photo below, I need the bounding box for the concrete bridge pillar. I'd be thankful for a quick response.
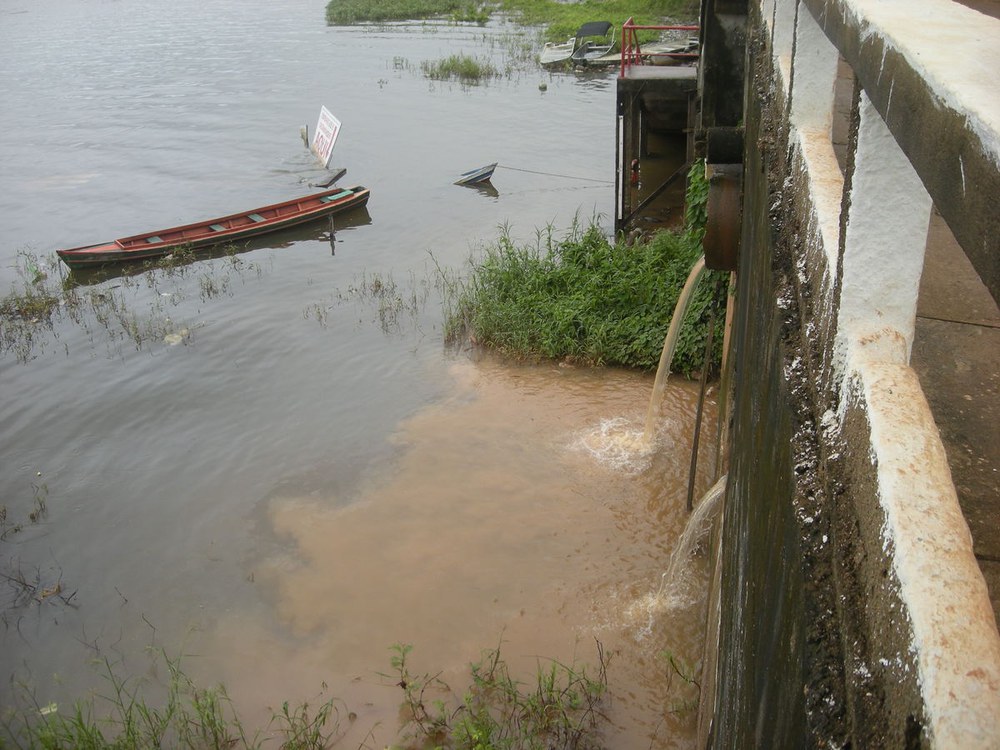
[789,1,838,133]
[837,92,932,372]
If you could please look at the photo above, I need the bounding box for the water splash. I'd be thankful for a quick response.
[658,474,726,604]
[571,416,654,474]
[627,475,727,637]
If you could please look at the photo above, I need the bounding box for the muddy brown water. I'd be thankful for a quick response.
[0,1,715,746]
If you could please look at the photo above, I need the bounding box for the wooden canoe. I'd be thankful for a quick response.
[56,185,370,269]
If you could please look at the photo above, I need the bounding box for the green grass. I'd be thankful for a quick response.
[387,640,609,750]
[326,0,484,25]
[1,644,609,750]
[443,162,727,377]
[325,0,699,41]
[501,0,697,43]
[0,653,347,750]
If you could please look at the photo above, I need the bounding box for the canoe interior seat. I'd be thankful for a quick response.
[320,190,353,203]
[146,236,163,244]
[210,224,227,232]
[248,213,266,223]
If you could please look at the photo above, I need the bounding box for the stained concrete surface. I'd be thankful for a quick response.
[912,208,1000,625]
[956,0,1000,20]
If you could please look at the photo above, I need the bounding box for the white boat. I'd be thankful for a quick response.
[540,37,576,65]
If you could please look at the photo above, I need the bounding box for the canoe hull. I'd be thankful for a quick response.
[57,185,370,269]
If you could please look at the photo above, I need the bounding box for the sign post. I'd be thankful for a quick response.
[311,106,341,168]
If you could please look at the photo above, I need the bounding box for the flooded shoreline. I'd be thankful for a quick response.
[0,2,714,746]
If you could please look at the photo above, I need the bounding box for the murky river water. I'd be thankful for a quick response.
[0,1,716,746]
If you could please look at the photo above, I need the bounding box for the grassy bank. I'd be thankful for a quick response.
[443,162,727,377]
[325,0,699,40]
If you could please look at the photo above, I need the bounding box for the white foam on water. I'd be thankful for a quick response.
[570,416,655,474]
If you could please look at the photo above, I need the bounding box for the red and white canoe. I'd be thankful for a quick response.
[56,185,370,269]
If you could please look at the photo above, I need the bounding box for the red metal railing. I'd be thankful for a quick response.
[620,17,700,77]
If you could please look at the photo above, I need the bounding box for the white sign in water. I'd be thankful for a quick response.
[311,106,341,167]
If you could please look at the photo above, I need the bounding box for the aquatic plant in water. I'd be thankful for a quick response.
[0,248,265,363]
[387,640,609,750]
[0,651,348,749]
[1,642,609,749]
[420,53,502,82]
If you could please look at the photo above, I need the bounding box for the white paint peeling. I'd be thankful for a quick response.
[856,363,1000,748]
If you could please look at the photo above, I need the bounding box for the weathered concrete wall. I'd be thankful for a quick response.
[699,0,1000,747]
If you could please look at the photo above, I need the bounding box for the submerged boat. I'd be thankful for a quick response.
[570,21,617,65]
[56,185,371,269]
[454,162,497,185]
[540,36,576,66]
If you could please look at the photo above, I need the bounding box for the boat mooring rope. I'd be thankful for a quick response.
[495,165,614,184]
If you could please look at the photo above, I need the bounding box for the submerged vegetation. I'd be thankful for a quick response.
[0,248,264,363]
[305,268,432,335]
[1,652,349,750]
[388,641,609,750]
[1,643,609,750]
[444,162,727,377]
[420,53,501,82]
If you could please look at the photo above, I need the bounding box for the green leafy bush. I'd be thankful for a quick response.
[444,162,727,376]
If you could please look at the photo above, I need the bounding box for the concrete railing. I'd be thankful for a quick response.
[755,0,1000,745]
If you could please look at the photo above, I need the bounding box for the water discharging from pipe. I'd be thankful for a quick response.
[626,474,726,634]
[658,474,726,603]
[642,255,708,445]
